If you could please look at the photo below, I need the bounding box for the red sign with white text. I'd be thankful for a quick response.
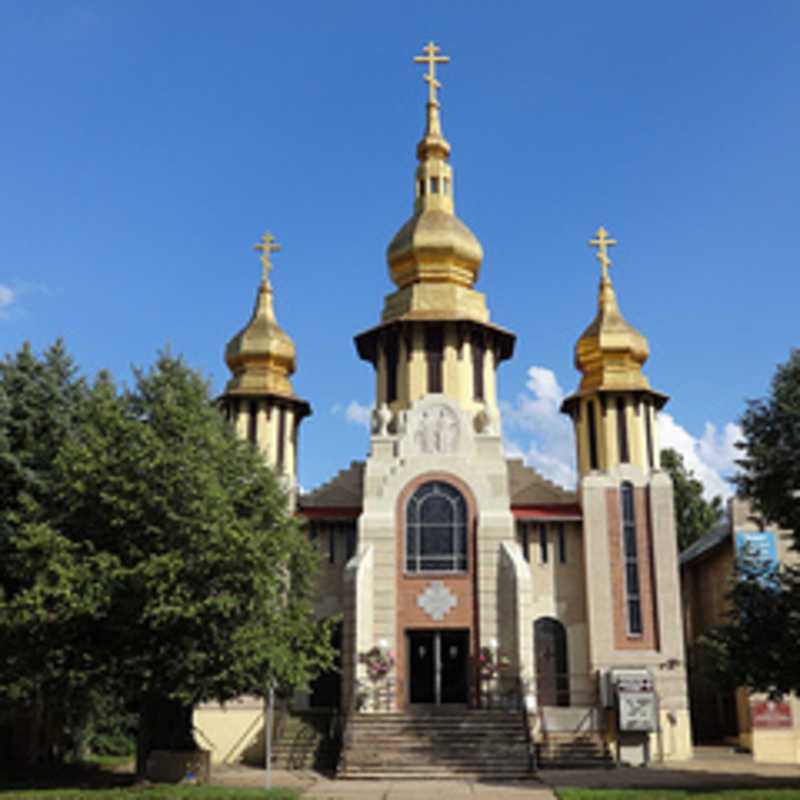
[751,700,792,728]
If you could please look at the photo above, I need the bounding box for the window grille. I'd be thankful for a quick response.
[406,481,467,573]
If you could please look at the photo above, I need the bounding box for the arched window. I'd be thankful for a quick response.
[405,481,467,573]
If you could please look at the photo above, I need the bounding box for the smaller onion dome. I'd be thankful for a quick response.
[224,232,297,398]
[574,228,651,392]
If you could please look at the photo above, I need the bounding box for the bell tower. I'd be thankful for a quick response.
[561,228,667,475]
[220,231,311,502]
[560,229,691,759]
[354,41,514,430]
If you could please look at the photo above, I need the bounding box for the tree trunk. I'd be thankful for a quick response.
[136,697,196,778]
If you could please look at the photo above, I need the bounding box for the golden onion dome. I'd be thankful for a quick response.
[224,232,297,398]
[574,229,651,392]
[387,41,483,290]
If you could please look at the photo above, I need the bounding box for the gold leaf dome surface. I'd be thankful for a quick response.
[575,275,651,392]
[224,234,297,397]
[387,209,483,289]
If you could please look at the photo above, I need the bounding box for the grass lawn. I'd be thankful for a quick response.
[0,787,300,799]
[555,790,800,800]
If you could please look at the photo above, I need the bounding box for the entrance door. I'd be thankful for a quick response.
[534,617,569,706]
[408,629,469,705]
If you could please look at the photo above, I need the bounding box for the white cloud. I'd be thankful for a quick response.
[0,285,15,309]
[657,413,740,501]
[501,364,740,500]
[346,401,372,428]
[332,400,372,429]
[501,366,577,489]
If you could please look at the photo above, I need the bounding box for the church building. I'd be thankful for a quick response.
[208,42,692,768]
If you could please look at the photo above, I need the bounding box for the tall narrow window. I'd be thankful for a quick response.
[587,400,599,470]
[644,402,655,468]
[345,521,357,561]
[621,482,643,635]
[385,337,398,403]
[418,179,425,197]
[519,521,530,562]
[248,401,258,445]
[430,176,439,194]
[471,332,485,401]
[328,523,336,565]
[425,326,444,394]
[539,524,548,564]
[277,407,286,471]
[557,523,566,563]
[616,397,629,463]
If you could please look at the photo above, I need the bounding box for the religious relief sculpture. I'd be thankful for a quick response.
[414,403,459,453]
[417,581,457,622]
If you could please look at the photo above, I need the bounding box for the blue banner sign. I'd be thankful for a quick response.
[735,530,777,568]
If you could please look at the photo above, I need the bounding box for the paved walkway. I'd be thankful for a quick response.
[211,746,800,798]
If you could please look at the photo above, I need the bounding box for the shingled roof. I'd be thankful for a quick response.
[298,460,364,510]
[299,457,577,512]
[506,459,577,506]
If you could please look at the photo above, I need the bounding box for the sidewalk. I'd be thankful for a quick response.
[210,746,800,798]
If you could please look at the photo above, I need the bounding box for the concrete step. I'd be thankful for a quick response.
[339,710,531,777]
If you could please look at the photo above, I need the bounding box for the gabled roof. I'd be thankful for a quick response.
[298,461,364,511]
[507,459,577,506]
[297,457,579,515]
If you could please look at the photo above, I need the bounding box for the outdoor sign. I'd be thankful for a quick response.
[735,530,778,567]
[611,668,657,732]
[751,699,792,728]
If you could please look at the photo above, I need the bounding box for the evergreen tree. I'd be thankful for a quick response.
[660,448,724,552]
[0,344,334,772]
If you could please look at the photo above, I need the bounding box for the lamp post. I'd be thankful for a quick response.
[265,680,275,789]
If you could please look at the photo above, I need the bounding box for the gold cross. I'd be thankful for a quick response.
[589,227,617,281]
[414,40,450,106]
[254,231,280,284]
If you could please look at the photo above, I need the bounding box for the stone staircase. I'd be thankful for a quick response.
[268,711,340,771]
[338,709,531,778]
[534,730,613,767]
[532,707,613,768]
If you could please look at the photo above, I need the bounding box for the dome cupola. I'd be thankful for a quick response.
[224,231,297,397]
[386,41,483,291]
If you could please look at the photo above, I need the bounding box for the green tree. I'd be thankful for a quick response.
[660,448,724,552]
[703,350,800,697]
[0,341,109,763]
[702,556,800,697]
[54,352,334,774]
[0,344,334,773]
[736,348,800,547]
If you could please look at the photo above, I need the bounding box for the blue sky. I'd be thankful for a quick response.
[2,1,798,498]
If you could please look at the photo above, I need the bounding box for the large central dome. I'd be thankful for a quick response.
[385,46,483,291]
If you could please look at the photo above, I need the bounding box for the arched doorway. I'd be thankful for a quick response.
[534,617,569,707]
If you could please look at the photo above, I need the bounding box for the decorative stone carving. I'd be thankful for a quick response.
[372,403,392,436]
[475,406,498,434]
[413,403,459,453]
[417,580,457,622]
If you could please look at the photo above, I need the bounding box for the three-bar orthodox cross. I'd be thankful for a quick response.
[254,231,281,285]
[589,227,616,281]
[414,40,450,106]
